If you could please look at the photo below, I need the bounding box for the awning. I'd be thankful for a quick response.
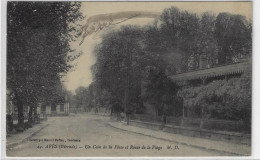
[170,61,249,82]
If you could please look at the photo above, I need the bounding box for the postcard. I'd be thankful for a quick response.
[3,1,252,157]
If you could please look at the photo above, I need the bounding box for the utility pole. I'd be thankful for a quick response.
[124,39,132,125]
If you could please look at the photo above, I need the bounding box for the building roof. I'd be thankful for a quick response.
[170,61,250,82]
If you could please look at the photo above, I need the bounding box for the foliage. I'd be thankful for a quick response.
[85,6,251,121]
[215,13,252,64]
[141,68,179,115]
[91,26,145,113]
[160,7,201,72]
[178,64,251,122]
[197,12,219,68]
[91,25,179,115]
[159,7,252,72]
[7,2,83,124]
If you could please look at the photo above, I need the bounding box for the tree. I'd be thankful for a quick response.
[7,2,83,128]
[141,68,179,116]
[92,26,145,116]
[197,12,218,68]
[90,6,252,124]
[215,13,252,64]
[160,6,200,72]
[92,24,180,116]
[140,25,180,116]
[74,86,88,110]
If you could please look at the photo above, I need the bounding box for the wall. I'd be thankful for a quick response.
[46,105,51,115]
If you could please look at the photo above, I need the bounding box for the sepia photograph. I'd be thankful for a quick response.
[4,1,252,157]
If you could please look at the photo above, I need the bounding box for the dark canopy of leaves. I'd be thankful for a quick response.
[7,2,83,106]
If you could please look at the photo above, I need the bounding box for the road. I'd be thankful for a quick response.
[7,114,230,157]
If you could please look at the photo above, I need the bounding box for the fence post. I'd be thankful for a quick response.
[162,115,166,129]
[199,119,204,137]
[180,118,184,127]
[200,119,204,129]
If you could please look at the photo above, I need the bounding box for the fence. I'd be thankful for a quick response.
[166,116,183,126]
[112,113,249,133]
[130,114,162,124]
[202,118,246,132]
[110,113,250,144]
[164,116,247,133]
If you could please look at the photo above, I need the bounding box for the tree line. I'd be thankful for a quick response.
[72,6,252,121]
[7,2,83,130]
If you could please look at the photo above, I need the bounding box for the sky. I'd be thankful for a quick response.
[63,1,252,94]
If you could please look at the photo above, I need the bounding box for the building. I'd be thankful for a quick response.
[6,92,70,119]
[170,60,250,86]
[39,95,70,116]
[40,103,69,116]
[169,57,251,118]
[141,55,251,117]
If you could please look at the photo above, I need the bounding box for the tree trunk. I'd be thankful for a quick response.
[17,97,24,131]
[124,74,130,124]
[14,90,26,131]
[34,105,37,114]
[28,105,33,123]
[124,42,132,125]
[34,105,38,123]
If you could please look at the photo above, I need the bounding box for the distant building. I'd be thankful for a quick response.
[39,95,70,116]
[40,103,69,116]
[6,91,71,119]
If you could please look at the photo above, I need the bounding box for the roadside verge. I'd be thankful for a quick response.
[6,122,49,150]
[108,121,251,156]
